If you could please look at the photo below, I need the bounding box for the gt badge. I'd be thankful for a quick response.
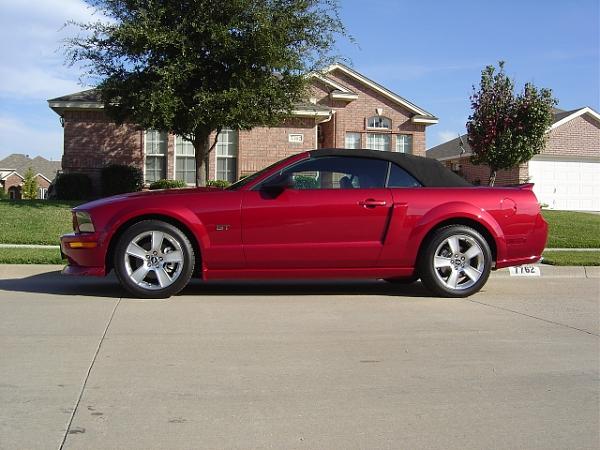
[216,224,231,231]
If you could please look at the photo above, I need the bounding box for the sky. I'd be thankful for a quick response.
[0,0,598,161]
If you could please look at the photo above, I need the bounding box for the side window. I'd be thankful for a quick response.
[387,163,422,188]
[259,156,389,190]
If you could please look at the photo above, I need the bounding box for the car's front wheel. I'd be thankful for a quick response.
[114,220,195,299]
[419,225,492,298]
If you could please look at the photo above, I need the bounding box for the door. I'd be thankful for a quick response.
[241,156,393,269]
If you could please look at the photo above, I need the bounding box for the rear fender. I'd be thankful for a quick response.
[408,202,507,265]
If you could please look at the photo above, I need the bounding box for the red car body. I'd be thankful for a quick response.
[60,150,547,286]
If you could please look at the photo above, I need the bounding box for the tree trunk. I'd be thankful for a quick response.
[193,131,211,187]
[488,167,497,187]
[192,128,222,187]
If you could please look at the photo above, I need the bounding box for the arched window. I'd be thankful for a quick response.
[367,116,391,129]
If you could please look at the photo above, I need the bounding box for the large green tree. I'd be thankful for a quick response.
[66,0,348,186]
[466,61,556,186]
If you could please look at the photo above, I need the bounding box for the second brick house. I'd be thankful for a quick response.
[48,63,438,191]
[427,107,600,211]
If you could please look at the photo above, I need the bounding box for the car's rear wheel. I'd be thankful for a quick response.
[419,225,492,298]
[114,220,195,299]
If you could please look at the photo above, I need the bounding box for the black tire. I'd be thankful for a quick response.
[114,220,195,299]
[418,225,492,298]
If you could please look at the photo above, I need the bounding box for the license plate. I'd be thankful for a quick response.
[509,265,541,276]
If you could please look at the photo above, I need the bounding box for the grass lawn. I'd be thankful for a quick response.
[542,251,600,266]
[542,210,600,248]
[0,200,79,245]
[0,248,65,265]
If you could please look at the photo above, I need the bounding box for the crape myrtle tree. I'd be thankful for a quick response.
[66,0,348,186]
[466,61,556,186]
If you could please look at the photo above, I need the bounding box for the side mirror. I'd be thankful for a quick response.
[261,173,293,193]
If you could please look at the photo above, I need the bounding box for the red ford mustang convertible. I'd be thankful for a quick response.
[60,149,548,298]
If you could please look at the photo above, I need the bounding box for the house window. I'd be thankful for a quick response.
[396,134,413,153]
[345,132,361,149]
[367,116,391,129]
[216,129,238,183]
[38,187,48,199]
[366,133,391,151]
[145,130,167,183]
[175,136,196,184]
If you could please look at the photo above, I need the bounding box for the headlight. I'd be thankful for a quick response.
[74,211,95,233]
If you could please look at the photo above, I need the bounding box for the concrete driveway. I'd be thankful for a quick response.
[0,265,598,450]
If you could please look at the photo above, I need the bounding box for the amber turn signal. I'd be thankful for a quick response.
[68,241,98,249]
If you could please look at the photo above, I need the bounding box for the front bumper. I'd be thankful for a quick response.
[60,232,106,277]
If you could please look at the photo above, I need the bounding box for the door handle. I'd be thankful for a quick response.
[358,199,387,208]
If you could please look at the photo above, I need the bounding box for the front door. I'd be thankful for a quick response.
[241,156,393,269]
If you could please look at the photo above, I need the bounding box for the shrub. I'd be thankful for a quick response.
[101,164,143,197]
[149,179,187,190]
[293,175,318,189]
[54,173,93,200]
[206,179,231,189]
[0,189,7,200]
[22,167,38,199]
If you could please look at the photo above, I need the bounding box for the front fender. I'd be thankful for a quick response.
[98,205,210,268]
[408,202,507,265]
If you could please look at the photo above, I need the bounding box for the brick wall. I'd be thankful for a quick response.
[544,115,600,158]
[62,110,144,190]
[315,70,428,156]
[443,158,527,186]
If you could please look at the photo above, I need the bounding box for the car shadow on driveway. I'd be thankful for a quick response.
[0,270,125,298]
[0,270,433,299]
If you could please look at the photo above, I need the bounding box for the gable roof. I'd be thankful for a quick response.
[317,63,438,122]
[0,154,61,181]
[48,64,438,124]
[427,106,600,160]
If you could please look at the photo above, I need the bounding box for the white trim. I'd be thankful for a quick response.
[330,91,359,102]
[48,101,103,110]
[310,73,354,93]
[550,107,600,130]
[412,116,439,125]
[324,63,434,118]
[0,171,24,181]
[35,173,52,183]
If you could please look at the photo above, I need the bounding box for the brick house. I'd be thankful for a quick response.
[427,107,600,211]
[0,154,61,199]
[47,63,438,192]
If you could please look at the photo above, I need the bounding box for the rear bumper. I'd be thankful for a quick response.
[60,232,107,277]
[495,213,548,269]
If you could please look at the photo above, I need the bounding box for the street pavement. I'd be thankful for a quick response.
[0,265,598,450]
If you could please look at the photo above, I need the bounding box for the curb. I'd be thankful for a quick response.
[0,244,60,249]
[544,248,600,252]
[493,265,599,279]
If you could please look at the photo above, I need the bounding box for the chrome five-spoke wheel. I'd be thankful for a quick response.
[114,220,195,298]
[124,230,184,290]
[433,234,485,290]
[419,225,492,298]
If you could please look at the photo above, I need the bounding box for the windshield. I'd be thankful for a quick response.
[226,154,300,190]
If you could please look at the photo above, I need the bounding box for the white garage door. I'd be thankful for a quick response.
[528,159,600,211]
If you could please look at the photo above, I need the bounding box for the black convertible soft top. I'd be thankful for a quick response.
[308,148,472,188]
